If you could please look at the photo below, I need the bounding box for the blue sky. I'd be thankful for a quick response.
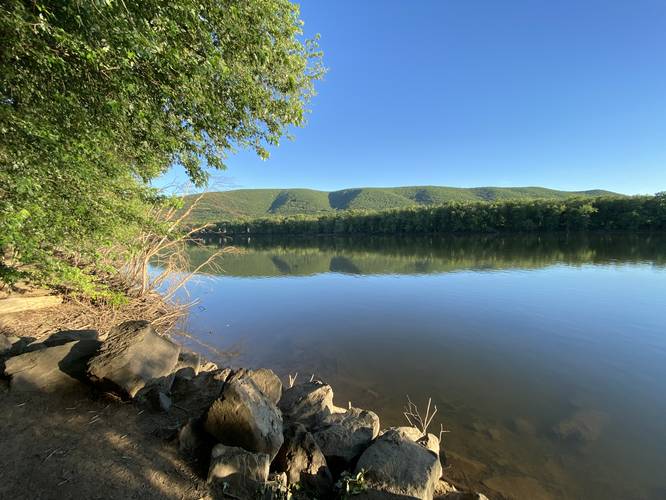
[157,0,666,195]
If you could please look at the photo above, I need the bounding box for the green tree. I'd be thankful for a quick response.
[0,0,323,289]
[208,196,666,237]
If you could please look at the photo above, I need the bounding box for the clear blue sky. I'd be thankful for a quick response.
[158,0,666,195]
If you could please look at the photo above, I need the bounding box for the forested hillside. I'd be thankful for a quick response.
[182,186,619,223]
[199,196,666,236]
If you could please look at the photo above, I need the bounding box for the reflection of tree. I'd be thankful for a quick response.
[177,233,666,277]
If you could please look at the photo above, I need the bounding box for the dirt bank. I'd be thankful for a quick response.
[0,386,207,499]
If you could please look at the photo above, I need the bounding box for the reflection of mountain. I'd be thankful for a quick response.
[329,256,362,274]
[181,233,666,278]
[270,256,292,274]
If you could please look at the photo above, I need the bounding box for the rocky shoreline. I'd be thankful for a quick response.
[0,320,487,500]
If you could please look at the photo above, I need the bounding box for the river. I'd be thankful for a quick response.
[169,232,666,499]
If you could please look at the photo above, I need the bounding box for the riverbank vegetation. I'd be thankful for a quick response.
[0,0,323,298]
[199,195,666,236]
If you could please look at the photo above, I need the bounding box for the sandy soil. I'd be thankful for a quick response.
[0,380,208,500]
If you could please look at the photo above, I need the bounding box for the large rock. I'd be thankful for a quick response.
[137,386,172,412]
[179,418,215,465]
[355,429,443,500]
[279,380,336,428]
[390,426,441,455]
[433,479,458,497]
[171,368,232,417]
[40,329,99,347]
[87,320,180,398]
[204,375,284,460]
[12,329,100,358]
[273,423,332,493]
[4,339,101,392]
[313,407,380,463]
[174,350,201,381]
[200,360,219,372]
[0,333,21,355]
[8,330,99,357]
[207,443,270,498]
[234,368,282,405]
[0,334,37,358]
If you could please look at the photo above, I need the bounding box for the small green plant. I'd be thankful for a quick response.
[335,469,368,498]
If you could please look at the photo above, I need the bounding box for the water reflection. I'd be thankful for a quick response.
[172,232,666,499]
[188,232,666,277]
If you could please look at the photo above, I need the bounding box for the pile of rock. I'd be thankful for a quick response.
[1,320,487,500]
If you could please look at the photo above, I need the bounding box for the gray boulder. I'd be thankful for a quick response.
[4,339,101,392]
[389,426,423,441]
[0,333,21,355]
[179,419,202,457]
[314,407,380,463]
[16,330,100,356]
[207,444,270,498]
[40,329,99,347]
[137,386,172,412]
[355,429,443,500]
[174,350,201,380]
[0,334,35,357]
[87,320,180,398]
[279,380,335,428]
[390,426,441,455]
[200,360,219,372]
[234,368,282,405]
[433,479,458,497]
[171,367,232,417]
[204,375,284,460]
[273,423,333,493]
[179,418,214,463]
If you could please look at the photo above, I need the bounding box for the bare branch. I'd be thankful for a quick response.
[161,250,222,302]
[403,395,439,437]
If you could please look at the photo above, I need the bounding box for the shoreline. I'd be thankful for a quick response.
[0,295,491,499]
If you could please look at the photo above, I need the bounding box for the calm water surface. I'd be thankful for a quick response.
[172,233,666,499]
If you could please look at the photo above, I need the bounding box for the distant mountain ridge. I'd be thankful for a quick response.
[182,186,621,223]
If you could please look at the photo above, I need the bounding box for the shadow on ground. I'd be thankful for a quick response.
[0,380,207,500]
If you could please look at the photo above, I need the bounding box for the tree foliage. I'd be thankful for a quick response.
[0,0,323,289]
[202,196,666,236]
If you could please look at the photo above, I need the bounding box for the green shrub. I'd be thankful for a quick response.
[0,0,323,292]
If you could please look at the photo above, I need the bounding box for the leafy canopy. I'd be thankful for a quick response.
[0,0,323,289]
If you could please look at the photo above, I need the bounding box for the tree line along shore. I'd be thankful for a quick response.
[194,195,666,237]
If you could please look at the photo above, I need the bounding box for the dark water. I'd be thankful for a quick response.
[173,233,666,499]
